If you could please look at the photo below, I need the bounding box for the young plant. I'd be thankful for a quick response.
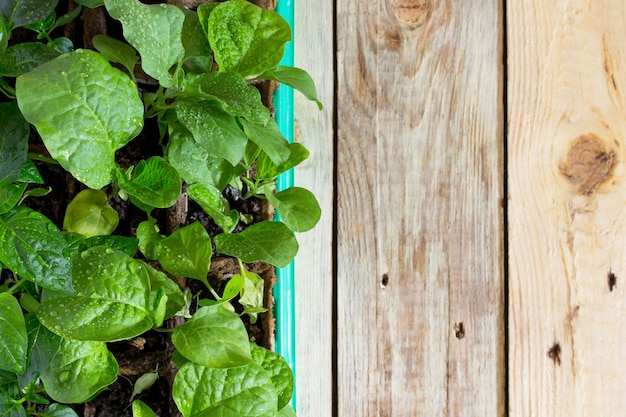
[0,0,320,415]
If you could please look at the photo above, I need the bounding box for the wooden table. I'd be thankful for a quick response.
[293,1,626,415]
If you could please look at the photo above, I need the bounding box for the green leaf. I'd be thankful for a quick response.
[1,0,58,30]
[36,246,158,341]
[0,183,26,214]
[166,124,242,190]
[0,42,60,77]
[215,221,298,268]
[222,274,244,302]
[63,189,119,237]
[137,218,163,260]
[172,305,252,369]
[74,0,103,8]
[47,37,74,54]
[184,72,270,124]
[132,400,157,417]
[255,66,322,109]
[73,234,139,257]
[17,159,43,184]
[104,0,185,87]
[250,343,294,410]
[0,17,8,54]
[155,221,212,281]
[16,49,144,189]
[0,206,73,292]
[131,370,158,402]
[176,97,248,166]
[117,157,182,209]
[256,143,309,179]
[241,118,291,165]
[0,402,26,417]
[207,0,291,77]
[0,293,27,374]
[146,264,184,321]
[238,269,264,324]
[187,183,238,233]
[18,314,58,388]
[268,187,321,232]
[40,333,118,403]
[180,8,212,73]
[92,34,139,77]
[44,404,80,417]
[196,3,219,36]
[277,405,297,417]
[173,361,277,417]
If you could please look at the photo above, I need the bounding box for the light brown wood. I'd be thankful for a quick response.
[293,1,335,415]
[336,1,504,415]
[508,1,626,415]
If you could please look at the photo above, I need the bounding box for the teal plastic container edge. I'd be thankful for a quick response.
[274,0,296,411]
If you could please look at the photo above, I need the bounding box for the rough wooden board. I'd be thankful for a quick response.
[336,1,504,415]
[507,1,626,415]
[293,1,335,416]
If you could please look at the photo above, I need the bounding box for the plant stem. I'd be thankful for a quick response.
[7,278,27,295]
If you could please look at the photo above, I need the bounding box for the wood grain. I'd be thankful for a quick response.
[336,1,504,415]
[507,1,626,415]
[293,1,335,415]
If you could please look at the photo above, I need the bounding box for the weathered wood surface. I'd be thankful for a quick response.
[507,1,626,416]
[335,1,504,415]
[293,0,335,416]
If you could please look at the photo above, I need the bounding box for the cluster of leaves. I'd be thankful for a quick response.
[0,0,321,416]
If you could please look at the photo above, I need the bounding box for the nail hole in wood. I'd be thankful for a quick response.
[454,322,465,339]
[380,273,389,288]
[608,270,617,291]
[547,342,561,366]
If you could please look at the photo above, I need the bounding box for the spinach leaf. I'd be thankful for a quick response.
[0,42,60,77]
[267,187,321,232]
[241,118,291,165]
[155,221,212,282]
[16,49,143,189]
[215,221,298,268]
[176,97,248,166]
[0,184,26,214]
[132,400,157,417]
[238,269,265,324]
[1,0,58,30]
[74,0,103,8]
[173,361,277,417]
[43,404,80,417]
[40,331,118,403]
[187,183,238,233]
[0,293,27,374]
[250,343,294,410]
[207,0,290,77]
[256,143,309,179]
[172,305,252,369]
[0,102,28,187]
[36,246,157,341]
[0,16,7,53]
[117,156,181,209]
[92,34,139,78]
[0,207,73,292]
[277,405,297,417]
[184,72,270,124]
[254,66,323,110]
[104,0,185,87]
[72,234,139,258]
[180,8,212,73]
[166,124,242,190]
[63,189,119,237]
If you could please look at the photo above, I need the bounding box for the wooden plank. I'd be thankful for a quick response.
[336,1,504,415]
[507,1,626,415]
[293,1,335,415]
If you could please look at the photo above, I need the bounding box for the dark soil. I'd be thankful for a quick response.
[2,1,280,415]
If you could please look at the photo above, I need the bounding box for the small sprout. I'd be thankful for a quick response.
[130,366,159,402]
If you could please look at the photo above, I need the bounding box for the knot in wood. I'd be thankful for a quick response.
[559,133,616,195]
[392,0,431,27]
